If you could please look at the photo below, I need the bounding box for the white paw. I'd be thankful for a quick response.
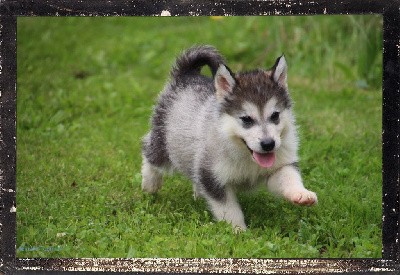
[141,160,163,194]
[226,215,247,232]
[286,189,318,206]
[141,176,162,194]
[233,223,247,233]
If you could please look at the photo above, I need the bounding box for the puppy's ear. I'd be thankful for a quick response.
[271,55,288,89]
[214,64,236,100]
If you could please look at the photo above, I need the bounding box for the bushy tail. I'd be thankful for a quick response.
[170,45,225,79]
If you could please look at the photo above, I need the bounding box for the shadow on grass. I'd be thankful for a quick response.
[137,174,311,232]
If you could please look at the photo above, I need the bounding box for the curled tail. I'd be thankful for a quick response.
[170,45,225,79]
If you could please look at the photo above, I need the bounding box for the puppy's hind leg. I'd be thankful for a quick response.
[141,132,170,194]
[141,156,164,194]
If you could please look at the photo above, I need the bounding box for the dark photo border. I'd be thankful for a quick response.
[1,0,399,273]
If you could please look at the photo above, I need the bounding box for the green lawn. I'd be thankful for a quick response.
[17,16,382,258]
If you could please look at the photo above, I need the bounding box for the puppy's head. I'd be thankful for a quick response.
[215,56,293,168]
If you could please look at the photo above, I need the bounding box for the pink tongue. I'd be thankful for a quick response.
[252,152,276,168]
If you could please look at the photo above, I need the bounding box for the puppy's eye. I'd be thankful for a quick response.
[270,111,280,123]
[240,116,254,126]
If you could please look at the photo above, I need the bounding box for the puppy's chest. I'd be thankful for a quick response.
[212,158,269,187]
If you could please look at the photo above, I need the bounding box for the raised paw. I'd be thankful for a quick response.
[287,189,318,206]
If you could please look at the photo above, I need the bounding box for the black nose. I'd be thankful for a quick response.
[260,139,275,151]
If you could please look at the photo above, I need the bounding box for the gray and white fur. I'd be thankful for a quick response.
[141,45,317,230]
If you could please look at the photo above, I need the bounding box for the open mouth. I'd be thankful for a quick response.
[241,139,276,168]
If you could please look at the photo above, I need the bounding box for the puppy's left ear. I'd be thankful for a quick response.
[215,64,236,100]
[271,55,288,89]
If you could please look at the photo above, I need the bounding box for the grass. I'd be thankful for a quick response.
[16,16,382,258]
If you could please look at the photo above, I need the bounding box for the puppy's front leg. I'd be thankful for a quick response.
[198,169,247,231]
[206,187,247,231]
[267,164,317,206]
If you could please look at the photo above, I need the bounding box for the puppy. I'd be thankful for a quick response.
[141,45,317,230]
